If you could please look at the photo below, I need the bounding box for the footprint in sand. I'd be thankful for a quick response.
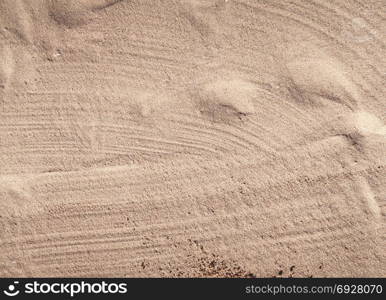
[178,0,229,47]
[48,0,123,27]
[286,57,360,110]
[193,77,256,123]
[339,111,386,160]
[0,0,33,43]
[284,45,362,111]
[0,176,40,218]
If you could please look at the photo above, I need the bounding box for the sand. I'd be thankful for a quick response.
[0,0,385,277]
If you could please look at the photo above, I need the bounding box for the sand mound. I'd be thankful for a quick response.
[48,0,123,27]
[194,78,256,122]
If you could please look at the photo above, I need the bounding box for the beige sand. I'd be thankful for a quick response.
[0,0,385,277]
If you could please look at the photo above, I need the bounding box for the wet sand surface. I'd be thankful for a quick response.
[0,0,385,277]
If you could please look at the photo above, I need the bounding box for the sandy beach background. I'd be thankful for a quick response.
[0,0,385,277]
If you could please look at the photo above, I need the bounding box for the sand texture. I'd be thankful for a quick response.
[0,0,385,277]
